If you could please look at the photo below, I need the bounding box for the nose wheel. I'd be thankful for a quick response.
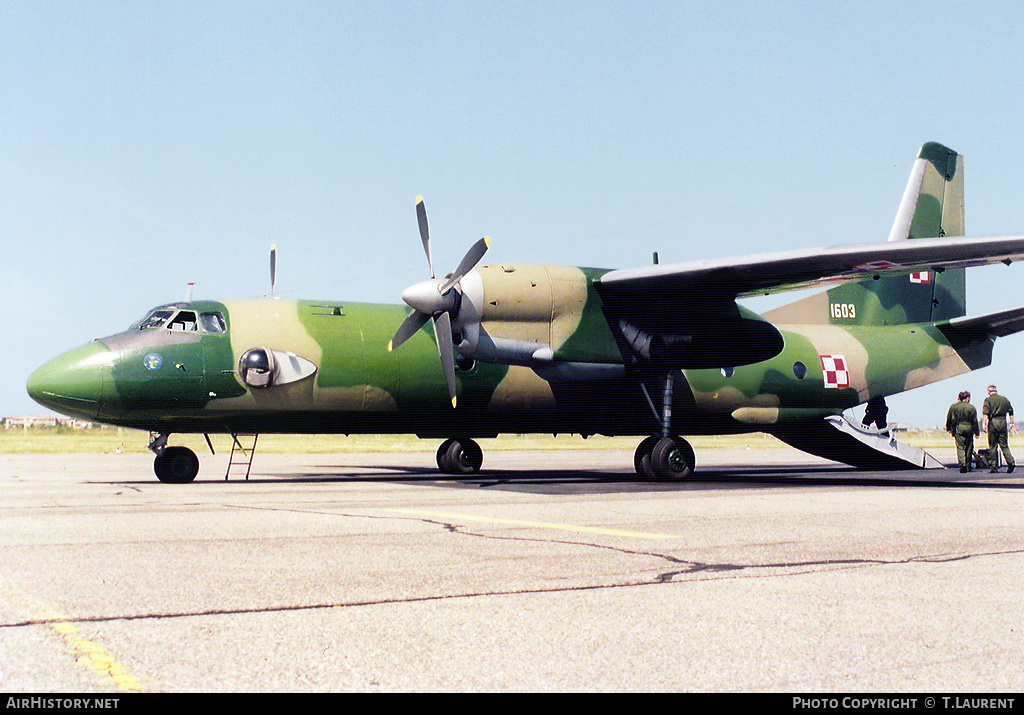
[634,435,695,478]
[154,446,200,483]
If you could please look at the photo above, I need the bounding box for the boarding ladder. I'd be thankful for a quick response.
[225,433,259,480]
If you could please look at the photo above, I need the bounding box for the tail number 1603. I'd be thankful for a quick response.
[830,303,856,319]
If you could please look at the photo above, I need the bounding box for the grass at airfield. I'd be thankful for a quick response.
[0,425,955,455]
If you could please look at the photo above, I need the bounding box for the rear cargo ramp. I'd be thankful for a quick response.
[767,415,944,470]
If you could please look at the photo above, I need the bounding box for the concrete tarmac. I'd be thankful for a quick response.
[1,447,1022,692]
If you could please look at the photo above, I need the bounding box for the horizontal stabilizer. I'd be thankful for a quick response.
[767,416,943,470]
[938,305,1024,339]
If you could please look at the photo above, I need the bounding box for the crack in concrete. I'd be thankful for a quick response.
[5,506,1019,631]
[395,512,1024,585]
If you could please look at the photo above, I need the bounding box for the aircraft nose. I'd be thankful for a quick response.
[26,342,111,420]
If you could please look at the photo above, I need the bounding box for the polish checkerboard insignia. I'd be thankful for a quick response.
[909,271,931,284]
[820,354,849,389]
[851,260,900,272]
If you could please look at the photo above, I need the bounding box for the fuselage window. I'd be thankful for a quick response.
[200,312,227,333]
[168,311,199,332]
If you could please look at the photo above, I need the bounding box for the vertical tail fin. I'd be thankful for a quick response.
[764,142,966,326]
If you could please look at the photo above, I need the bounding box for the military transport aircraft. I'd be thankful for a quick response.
[26,142,1024,482]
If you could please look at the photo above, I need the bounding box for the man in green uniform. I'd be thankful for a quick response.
[946,391,980,473]
[983,384,1016,473]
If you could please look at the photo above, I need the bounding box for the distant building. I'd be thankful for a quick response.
[3,416,97,429]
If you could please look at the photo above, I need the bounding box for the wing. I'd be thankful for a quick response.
[598,235,1024,299]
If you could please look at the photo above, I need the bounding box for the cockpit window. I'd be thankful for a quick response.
[168,311,199,332]
[131,303,188,330]
[131,304,225,333]
[200,312,227,333]
[135,309,176,330]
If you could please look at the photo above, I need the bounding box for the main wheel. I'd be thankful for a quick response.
[436,439,456,471]
[649,436,695,478]
[154,446,200,483]
[436,438,483,474]
[634,436,660,478]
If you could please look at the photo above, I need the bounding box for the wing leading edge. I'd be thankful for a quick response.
[598,234,1024,300]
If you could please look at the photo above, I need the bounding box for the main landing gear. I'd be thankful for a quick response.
[634,435,695,478]
[436,437,484,474]
[633,370,696,478]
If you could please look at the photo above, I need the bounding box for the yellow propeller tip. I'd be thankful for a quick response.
[271,243,276,250]
[451,396,457,408]
[416,195,424,204]
[387,341,393,352]
[484,235,491,247]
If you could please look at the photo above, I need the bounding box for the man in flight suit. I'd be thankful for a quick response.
[861,395,889,431]
[946,391,980,473]
[983,384,1016,473]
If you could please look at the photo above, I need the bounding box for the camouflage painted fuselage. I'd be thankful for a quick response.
[27,263,987,439]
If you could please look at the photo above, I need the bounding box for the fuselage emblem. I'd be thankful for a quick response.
[820,354,849,389]
[144,353,164,371]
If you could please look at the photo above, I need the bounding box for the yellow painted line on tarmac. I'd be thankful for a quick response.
[47,612,145,691]
[395,509,678,540]
[4,587,146,691]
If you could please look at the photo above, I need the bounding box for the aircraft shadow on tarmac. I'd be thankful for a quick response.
[226,462,1024,494]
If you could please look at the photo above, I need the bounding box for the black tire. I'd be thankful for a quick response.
[649,436,695,478]
[440,438,483,474]
[634,436,660,478]
[154,446,200,484]
[436,439,457,472]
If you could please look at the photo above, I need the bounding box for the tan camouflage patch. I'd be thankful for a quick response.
[486,365,556,410]
[788,324,871,398]
[904,344,971,391]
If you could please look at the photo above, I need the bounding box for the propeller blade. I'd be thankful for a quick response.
[439,236,491,294]
[388,310,430,352]
[416,195,435,279]
[270,244,277,298]
[432,311,458,407]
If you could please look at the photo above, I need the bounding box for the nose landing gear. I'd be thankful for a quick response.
[153,445,201,483]
[149,432,201,483]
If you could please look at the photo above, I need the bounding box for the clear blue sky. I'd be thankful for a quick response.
[5,1,1024,429]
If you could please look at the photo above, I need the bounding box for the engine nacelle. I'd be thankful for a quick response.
[454,264,605,365]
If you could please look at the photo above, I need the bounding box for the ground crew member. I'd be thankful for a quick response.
[946,391,980,473]
[862,395,889,430]
[982,384,1016,473]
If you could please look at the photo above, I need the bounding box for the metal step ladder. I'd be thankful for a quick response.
[225,434,259,480]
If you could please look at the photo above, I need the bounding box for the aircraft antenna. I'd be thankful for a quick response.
[270,244,277,299]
